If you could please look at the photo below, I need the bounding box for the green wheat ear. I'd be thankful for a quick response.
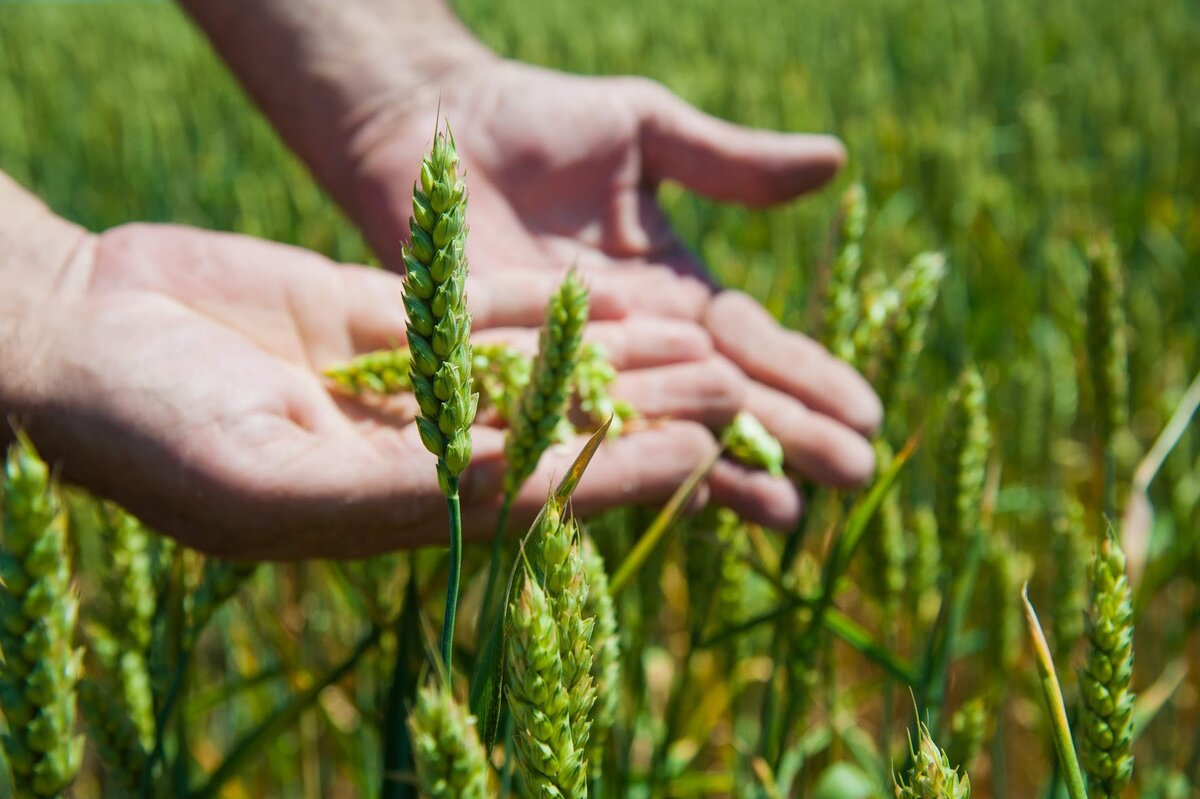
[0,436,85,797]
[1079,532,1134,799]
[893,717,971,799]
[506,571,589,799]
[408,681,493,799]
[504,270,589,499]
[1085,232,1128,453]
[936,366,990,570]
[324,348,413,395]
[402,126,477,498]
[825,182,868,361]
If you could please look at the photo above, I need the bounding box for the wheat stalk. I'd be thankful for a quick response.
[408,681,493,799]
[0,437,84,797]
[401,126,476,674]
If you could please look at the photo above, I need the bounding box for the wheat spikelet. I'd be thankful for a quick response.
[506,573,588,798]
[408,681,493,799]
[1085,232,1128,451]
[402,128,477,497]
[893,719,971,799]
[1079,534,1134,798]
[503,271,588,498]
[722,410,784,476]
[579,534,619,767]
[0,437,84,797]
[935,367,990,569]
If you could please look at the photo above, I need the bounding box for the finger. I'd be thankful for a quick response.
[707,459,804,531]
[611,357,745,428]
[629,79,846,206]
[705,290,882,434]
[744,381,876,488]
[477,316,713,370]
[462,420,721,533]
[573,261,714,320]
[467,269,628,329]
[338,265,410,352]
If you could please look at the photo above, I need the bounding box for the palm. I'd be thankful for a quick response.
[35,224,449,558]
[354,62,843,282]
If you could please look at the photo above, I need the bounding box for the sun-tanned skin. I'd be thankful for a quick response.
[0,1,881,559]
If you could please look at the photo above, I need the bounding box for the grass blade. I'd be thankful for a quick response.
[609,442,723,596]
[1021,585,1087,799]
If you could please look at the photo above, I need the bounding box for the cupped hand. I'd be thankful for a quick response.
[346,61,883,492]
[13,223,811,559]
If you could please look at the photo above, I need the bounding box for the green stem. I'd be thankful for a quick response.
[441,476,462,676]
[475,496,513,650]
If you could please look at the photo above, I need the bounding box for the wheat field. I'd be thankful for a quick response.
[0,0,1198,797]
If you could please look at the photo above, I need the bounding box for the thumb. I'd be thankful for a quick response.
[629,79,846,206]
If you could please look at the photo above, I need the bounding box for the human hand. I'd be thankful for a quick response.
[3,222,816,558]
[346,61,882,491]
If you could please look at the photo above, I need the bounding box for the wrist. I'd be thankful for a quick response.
[181,0,497,229]
[0,174,94,444]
